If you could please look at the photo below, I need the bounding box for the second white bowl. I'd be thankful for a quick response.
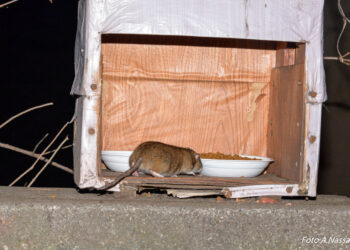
[201,155,273,177]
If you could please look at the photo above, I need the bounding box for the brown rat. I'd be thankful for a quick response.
[101,141,202,190]
[129,141,203,177]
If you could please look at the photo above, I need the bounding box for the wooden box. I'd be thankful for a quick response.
[72,1,324,198]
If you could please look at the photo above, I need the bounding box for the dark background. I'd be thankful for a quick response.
[0,0,349,196]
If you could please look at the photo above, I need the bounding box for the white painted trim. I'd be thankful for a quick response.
[305,103,322,197]
[224,184,300,198]
[75,0,107,189]
[80,0,104,97]
[77,96,101,188]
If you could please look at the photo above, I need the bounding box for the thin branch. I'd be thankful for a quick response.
[324,56,350,65]
[42,144,72,155]
[28,136,69,187]
[324,0,350,66]
[9,122,69,186]
[33,133,49,153]
[0,0,19,8]
[338,0,350,23]
[0,142,73,174]
[324,56,340,60]
[0,102,53,130]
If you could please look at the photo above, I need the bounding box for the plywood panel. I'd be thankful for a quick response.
[267,64,305,182]
[102,39,276,84]
[101,37,276,156]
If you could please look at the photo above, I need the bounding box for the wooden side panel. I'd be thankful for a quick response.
[267,64,305,182]
[295,43,306,65]
[101,39,276,156]
[276,42,295,67]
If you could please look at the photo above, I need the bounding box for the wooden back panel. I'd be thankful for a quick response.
[101,36,276,155]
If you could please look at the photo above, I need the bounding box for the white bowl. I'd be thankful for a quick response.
[102,151,273,178]
[201,155,273,177]
[101,151,132,172]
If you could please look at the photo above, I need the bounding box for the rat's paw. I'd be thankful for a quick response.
[150,170,164,178]
[185,171,196,176]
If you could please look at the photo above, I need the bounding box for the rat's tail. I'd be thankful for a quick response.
[101,157,143,190]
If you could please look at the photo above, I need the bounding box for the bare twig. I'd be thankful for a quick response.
[324,0,350,66]
[324,56,350,65]
[0,142,73,174]
[9,122,69,186]
[33,133,49,153]
[28,136,69,187]
[0,102,53,130]
[42,144,73,155]
[0,0,19,8]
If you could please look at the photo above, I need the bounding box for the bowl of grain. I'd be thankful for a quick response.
[200,153,273,177]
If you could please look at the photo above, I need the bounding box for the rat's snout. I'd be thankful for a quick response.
[192,151,203,173]
[194,159,203,173]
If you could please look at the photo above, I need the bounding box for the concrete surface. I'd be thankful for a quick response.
[0,187,349,250]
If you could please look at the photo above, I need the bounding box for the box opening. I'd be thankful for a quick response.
[99,34,305,191]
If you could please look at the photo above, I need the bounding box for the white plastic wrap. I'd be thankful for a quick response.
[72,0,86,96]
[72,0,326,102]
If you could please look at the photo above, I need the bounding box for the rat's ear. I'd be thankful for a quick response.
[195,153,200,160]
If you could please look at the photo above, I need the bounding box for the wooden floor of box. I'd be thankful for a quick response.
[101,170,296,190]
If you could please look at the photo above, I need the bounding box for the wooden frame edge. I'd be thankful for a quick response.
[222,184,300,198]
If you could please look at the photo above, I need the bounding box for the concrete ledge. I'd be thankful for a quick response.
[0,187,349,249]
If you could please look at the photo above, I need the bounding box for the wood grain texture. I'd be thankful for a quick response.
[295,43,306,65]
[276,42,296,67]
[101,170,295,190]
[267,64,305,182]
[101,38,276,156]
